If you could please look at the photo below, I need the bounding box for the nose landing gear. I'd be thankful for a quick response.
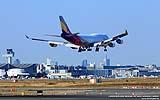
[104,46,107,51]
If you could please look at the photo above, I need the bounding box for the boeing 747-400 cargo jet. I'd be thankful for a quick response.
[26,16,128,52]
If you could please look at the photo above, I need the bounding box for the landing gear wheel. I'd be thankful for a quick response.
[78,49,82,52]
[82,49,86,51]
[95,47,99,52]
[78,47,82,52]
[87,48,92,51]
[104,48,107,51]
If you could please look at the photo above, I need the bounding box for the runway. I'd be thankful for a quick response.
[1,87,160,96]
[21,88,160,96]
[0,95,159,100]
[0,88,159,100]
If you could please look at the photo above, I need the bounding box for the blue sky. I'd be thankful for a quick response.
[0,0,160,66]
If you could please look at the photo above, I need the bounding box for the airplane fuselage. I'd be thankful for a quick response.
[61,32,109,47]
[80,34,109,44]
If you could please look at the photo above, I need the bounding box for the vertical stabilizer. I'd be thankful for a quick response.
[59,16,71,34]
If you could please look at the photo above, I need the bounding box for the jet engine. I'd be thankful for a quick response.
[108,42,115,47]
[49,43,57,47]
[65,44,79,49]
[116,39,123,44]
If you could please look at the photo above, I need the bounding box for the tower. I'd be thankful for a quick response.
[3,49,15,64]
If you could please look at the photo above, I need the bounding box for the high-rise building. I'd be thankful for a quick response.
[106,59,110,66]
[14,59,20,64]
[104,54,110,66]
[46,58,52,66]
[82,59,88,67]
[55,61,58,66]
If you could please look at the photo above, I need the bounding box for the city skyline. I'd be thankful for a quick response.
[0,0,160,65]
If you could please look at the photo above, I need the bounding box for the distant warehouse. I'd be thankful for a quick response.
[0,64,40,78]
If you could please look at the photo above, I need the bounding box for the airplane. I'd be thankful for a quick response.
[26,16,128,52]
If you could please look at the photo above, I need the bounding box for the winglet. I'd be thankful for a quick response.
[25,35,29,39]
[125,30,128,35]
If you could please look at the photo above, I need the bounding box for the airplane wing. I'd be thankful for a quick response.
[25,35,79,49]
[25,35,51,42]
[94,30,128,47]
[25,35,67,44]
[110,30,128,42]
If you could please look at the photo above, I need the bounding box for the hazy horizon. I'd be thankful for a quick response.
[0,0,160,66]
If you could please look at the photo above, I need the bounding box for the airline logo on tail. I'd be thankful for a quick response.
[61,22,69,33]
[59,16,71,34]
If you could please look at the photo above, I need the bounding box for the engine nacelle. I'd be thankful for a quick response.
[116,39,123,44]
[65,44,79,49]
[108,43,115,48]
[49,43,57,47]
[71,47,78,49]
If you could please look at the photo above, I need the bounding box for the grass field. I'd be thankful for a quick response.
[0,77,159,88]
[0,78,159,96]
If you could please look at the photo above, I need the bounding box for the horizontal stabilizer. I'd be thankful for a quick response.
[44,34,61,37]
[25,35,50,42]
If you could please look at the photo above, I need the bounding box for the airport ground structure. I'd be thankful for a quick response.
[1,49,160,79]
[0,63,160,79]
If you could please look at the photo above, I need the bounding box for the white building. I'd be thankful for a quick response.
[113,68,132,78]
[7,68,29,77]
[0,69,6,79]
[87,63,96,70]
[47,70,72,79]
[47,72,72,79]
[36,64,45,74]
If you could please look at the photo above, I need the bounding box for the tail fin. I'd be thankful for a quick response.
[59,16,71,34]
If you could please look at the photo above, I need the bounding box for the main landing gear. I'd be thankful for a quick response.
[87,48,92,51]
[95,47,107,52]
[78,47,107,52]
[95,47,99,52]
[78,47,92,52]
[104,48,107,51]
[78,48,82,52]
